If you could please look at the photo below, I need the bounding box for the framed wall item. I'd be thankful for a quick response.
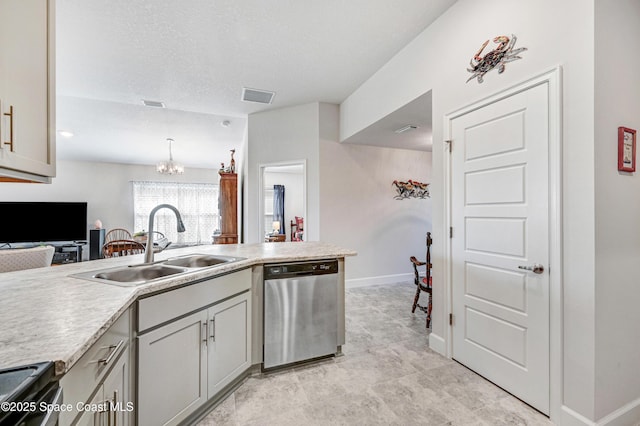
[618,126,637,172]
[392,180,430,200]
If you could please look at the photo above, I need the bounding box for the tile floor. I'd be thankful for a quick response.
[197,281,553,425]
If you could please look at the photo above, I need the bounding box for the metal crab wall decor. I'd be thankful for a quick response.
[466,34,527,83]
[392,180,430,200]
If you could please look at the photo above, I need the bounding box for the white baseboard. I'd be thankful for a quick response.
[560,398,640,426]
[428,332,446,356]
[345,273,413,289]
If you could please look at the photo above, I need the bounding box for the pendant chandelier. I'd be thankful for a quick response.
[156,138,184,175]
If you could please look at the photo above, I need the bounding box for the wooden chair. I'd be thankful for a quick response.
[102,240,146,258]
[104,228,132,243]
[411,232,433,328]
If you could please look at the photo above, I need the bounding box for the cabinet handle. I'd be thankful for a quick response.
[3,105,13,152]
[202,321,208,346]
[210,318,215,342]
[92,340,124,366]
[112,390,118,426]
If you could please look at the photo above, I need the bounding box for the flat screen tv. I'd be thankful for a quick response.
[0,202,87,244]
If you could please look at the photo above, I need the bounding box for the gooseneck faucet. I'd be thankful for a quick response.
[144,204,186,264]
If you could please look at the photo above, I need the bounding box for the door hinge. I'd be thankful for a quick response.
[449,313,454,325]
[449,227,453,238]
[445,140,452,151]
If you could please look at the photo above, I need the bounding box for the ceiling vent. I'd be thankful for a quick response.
[241,88,275,104]
[142,99,166,108]
[394,125,418,134]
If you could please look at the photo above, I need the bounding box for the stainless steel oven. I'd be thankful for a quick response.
[0,361,62,426]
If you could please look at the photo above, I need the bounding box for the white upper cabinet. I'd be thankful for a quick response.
[0,0,55,182]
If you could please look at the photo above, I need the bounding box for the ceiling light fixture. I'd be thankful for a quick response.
[394,125,419,134]
[156,138,184,175]
[221,120,231,127]
[58,130,74,138]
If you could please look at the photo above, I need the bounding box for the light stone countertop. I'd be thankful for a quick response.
[0,242,356,375]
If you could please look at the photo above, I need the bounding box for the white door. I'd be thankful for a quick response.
[450,81,550,414]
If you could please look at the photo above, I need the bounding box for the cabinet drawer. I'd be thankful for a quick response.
[138,268,250,332]
[60,309,130,423]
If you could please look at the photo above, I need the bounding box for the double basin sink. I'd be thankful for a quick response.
[72,254,245,287]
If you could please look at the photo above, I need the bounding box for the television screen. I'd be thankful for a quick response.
[0,202,87,244]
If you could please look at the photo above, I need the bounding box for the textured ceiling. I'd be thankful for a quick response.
[55,0,456,168]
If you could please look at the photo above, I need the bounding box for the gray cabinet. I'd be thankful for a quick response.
[207,291,252,398]
[0,0,55,182]
[75,345,130,426]
[137,269,252,426]
[137,310,208,426]
[59,310,131,426]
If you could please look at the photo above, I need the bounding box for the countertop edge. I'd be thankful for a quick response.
[50,244,355,375]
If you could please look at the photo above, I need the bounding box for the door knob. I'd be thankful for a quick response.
[518,264,544,274]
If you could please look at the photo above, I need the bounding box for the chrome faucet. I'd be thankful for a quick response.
[144,204,186,264]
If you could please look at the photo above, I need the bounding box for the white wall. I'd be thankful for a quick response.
[340,0,597,422]
[246,102,320,243]
[0,160,218,258]
[319,103,432,284]
[594,0,640,421]
[319,140,431,284]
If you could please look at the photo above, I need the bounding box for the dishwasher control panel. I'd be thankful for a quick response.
[264,260,338,279]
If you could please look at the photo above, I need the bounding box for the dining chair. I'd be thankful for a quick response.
[0,246,55,273]
[410,232,433,328]
[104,228,133,244]
[102,240,146,258]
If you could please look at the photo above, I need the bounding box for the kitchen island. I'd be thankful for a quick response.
[0,242,355,425]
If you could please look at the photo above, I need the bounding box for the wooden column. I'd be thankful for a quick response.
[213,171,238,244]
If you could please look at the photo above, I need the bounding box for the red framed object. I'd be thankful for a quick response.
[618,127,637,172]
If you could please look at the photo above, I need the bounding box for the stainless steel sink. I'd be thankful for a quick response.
[71,264,187,287]
[162,254,241,268]
[94,264,187,283]
[70,254,245,287]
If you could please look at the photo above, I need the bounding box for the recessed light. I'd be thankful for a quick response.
[221,120,231,127]
[58,130,74,138]
[394,125,418,134]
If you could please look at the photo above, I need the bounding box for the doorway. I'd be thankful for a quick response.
[444,69,562,417]
[259,161,307,242]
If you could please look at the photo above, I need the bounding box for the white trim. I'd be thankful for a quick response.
[561,396,640,426]
[439,67,563,423]
[428,332,446,356]
[345,273,413,289]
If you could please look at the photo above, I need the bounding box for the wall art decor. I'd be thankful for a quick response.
[393,180,430,200]
[618,126,637,172]
[466,34,527,83]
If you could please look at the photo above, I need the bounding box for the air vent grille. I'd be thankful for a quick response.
[241,88,275,104]
[142,99,166,108]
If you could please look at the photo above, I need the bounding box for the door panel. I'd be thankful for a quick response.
[207,292,251,398]
[451,82,550,414]
[138,310,207,426]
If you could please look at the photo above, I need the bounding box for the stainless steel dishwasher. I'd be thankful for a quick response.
[263,259,339,369]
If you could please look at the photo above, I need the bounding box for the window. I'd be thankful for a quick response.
[132,181,219,245]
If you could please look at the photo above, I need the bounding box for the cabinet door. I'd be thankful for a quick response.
[137,309,207,426]
[0,0,54,179]
[74,385,106,426]
[207,291,252,398]
[102,347,131,426]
